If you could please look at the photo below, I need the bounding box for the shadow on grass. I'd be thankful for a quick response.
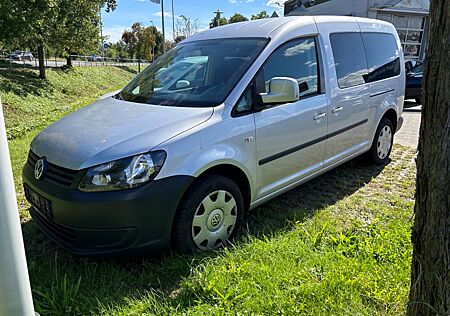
[21,156,386,314]
[0,68,53,97]
[115,65,139,74]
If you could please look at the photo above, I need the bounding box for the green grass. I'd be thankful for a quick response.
[3,67,415,315]
[0,66,138,140]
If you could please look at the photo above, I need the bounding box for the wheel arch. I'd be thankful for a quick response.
[193,164,252,211]
[381,108,398,133]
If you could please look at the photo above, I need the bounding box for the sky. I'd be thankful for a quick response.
[101,0,286,43]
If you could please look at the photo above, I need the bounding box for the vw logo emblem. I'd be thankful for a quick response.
[34,158,47,180]
[210,214,222,227]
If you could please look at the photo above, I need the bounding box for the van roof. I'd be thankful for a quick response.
[184,16,395,43]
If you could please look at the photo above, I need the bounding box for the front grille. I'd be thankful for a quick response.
[30,207,76,246]
[28,150,79,187]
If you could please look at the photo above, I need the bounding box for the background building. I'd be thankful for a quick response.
[284,0,429,60]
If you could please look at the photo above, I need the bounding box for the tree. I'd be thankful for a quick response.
[251,11,269,20]
[228,13,249,24]
[175,15,198,39]
[209,16,228,28]
[407,0,450,315]
[50,0,104,67]
[0,0,116,78]
[122,23,163,61]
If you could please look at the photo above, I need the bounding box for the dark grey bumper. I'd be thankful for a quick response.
[23,162,194,256]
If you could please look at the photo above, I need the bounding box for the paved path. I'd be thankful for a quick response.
[394,101,421,148]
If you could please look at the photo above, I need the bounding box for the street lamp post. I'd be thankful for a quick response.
[150,20,155,61]
[0,97,36,316]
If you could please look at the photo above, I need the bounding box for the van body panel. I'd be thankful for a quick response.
[154,105,259,199]
[254,94,328,198]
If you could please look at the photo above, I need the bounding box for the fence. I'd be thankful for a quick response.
[0,51,151,72]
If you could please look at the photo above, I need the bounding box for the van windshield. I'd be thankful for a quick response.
[119,38,268,107]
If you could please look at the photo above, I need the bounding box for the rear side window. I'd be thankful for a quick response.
[330,33,368,89]
[362,33,401,82]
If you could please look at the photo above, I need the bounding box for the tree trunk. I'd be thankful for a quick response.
[407,0,450,315]
[66,55,72,67]
[37,45,46,79]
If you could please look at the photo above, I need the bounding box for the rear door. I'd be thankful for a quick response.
[316,20,372,166]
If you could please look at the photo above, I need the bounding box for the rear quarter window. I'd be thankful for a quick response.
[362,33,401,82]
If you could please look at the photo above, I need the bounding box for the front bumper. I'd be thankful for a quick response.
[23,162,194,255]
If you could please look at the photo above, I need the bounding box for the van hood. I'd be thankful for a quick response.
[31,97,213,170]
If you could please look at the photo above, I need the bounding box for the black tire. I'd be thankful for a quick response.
[368,117,394,165]
[172,173,244,254]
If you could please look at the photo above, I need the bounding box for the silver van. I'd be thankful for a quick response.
[23,16,404,255]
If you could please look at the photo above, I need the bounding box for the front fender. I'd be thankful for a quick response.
[154,106,257,199]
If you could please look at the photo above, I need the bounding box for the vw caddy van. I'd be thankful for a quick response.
[23,16,405,255]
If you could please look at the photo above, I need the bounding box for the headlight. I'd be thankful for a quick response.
[78,151,166,192]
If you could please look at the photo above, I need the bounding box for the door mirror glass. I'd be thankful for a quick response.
[260,77,300,104]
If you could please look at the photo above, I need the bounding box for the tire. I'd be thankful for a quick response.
[172,173,244,254]
[368,117,394,165]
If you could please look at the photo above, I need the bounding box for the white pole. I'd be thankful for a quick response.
[0,97,35,316]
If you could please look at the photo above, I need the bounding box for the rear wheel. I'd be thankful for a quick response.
[172,174,244,254]
[368,117,394,165]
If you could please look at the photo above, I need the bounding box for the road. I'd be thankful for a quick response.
[395,100,421,148]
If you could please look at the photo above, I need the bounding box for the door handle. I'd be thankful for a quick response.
[313,112,327,120]
[332,106,344,114]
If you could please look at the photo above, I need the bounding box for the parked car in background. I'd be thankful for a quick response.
[87,54,104,62]
[23,16,404,256]
[405,59,423,104]
[9,51,33,61]
[9,51,24,60]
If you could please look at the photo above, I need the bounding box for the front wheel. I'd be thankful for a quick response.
[172,174,244,254]
[368,117,394,165]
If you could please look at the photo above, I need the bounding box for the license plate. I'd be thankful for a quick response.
[24,185,53,219]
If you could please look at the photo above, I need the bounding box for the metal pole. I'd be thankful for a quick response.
[161,0,166,53]
[171,0,175,40]
[0,97,36,316]
[150,20,155,61]
[100,9,104,61]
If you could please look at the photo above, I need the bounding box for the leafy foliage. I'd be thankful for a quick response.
[122,23,163,60]
[251,11,270,20]
[228,13,249,24]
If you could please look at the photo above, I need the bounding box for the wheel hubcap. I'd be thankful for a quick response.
[377,125,392,160]
[191,190,237,250]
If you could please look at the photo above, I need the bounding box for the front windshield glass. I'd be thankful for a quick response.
[119,38,269,107]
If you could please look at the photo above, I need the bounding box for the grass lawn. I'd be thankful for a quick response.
[3,67,415,315]
[0,66,138,140]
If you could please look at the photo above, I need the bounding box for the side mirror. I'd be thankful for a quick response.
[98,89,122,100]
[176,80,190,89]
[260,77,300,104]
